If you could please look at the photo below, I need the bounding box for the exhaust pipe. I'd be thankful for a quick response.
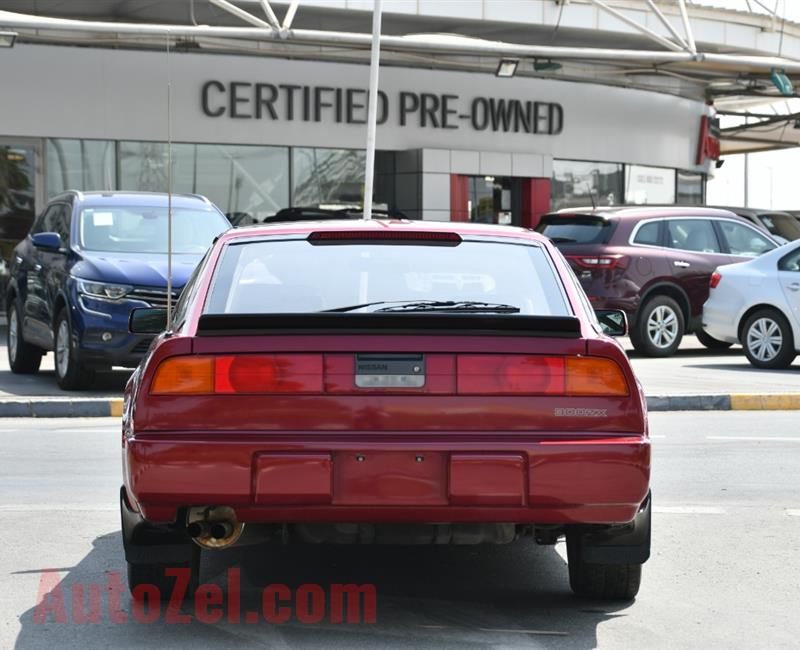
[186,506,244,549]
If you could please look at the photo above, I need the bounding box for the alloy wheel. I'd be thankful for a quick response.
[56,319,70,378]
[746,317,783,362]
[646,305,679,349]
[8,307,18,364]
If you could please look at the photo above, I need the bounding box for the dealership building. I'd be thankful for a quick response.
[1,0,798,255]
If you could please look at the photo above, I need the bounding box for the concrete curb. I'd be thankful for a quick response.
[0,398,123,418]
[0,394,799,417]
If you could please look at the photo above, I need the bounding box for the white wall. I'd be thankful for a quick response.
[0,44,709,173]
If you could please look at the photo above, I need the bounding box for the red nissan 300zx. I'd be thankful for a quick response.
[121,219,651,600]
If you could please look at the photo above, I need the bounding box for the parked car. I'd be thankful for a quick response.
[703,239,800,369]
[710,206,800,244]
[536,206,779,356]
[6,191,229,389]
[121,219,651,601]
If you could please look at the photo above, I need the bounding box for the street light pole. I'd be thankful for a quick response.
[362,0,382,220]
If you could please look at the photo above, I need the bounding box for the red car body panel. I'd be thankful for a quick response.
[122,220,650,529]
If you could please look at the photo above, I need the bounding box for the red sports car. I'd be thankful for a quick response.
[121,219,651,601]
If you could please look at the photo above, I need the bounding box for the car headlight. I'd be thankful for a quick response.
[76,279,134,300]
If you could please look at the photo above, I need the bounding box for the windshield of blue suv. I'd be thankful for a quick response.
[78,206,229,254]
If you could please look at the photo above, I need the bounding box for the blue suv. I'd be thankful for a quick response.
[6,191,229,389]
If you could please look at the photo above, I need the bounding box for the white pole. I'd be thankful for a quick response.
[166,32,173,330]
[363,0,382,220]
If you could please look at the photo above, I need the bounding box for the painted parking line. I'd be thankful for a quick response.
[477,628,568,636]
[654,506,725,515]
[707,436,800,442]
[786,509,800,517]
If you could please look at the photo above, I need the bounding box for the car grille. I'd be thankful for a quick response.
[131,338,154,355]
[130,287,180,308]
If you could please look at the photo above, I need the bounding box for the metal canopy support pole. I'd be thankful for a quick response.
[362,0,382,220]
[282,0,300,30]
[208,0,274,30]
[644,0,690,51]
[258,0,282,30]
[587,0,685,52]
[677,0,697,56]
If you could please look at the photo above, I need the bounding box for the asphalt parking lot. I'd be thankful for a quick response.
[1,411,798,649]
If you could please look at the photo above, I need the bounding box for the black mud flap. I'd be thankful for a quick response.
[120,487,195,564]
[574,491,651,565]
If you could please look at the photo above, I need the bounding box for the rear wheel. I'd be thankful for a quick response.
[630,295,684,357]
[696,329,733,350]
[742,309,796,369]
[54,307,96,390]
[7,302,43,374]
[566,533,641,600]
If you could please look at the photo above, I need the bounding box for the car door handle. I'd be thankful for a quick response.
[673,261,690,268]
[789,282,800,292]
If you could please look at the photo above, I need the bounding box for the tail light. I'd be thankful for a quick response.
[709,272,722,288]
[151,354,628,397]
[457,355,628,396]
[566,255,627,270]
[151,354,323,395]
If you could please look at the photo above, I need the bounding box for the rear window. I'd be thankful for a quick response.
[536,216,615,244]
[205,238,570,316]
[758,213,800,240]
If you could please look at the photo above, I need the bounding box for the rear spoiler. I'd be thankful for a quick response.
[196,313,582,338]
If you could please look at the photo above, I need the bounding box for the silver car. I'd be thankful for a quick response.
[702,240,800,369]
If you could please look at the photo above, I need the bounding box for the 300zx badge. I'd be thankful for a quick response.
[554,407,608,417]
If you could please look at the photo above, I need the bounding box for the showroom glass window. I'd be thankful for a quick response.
[292,148,366,207]
[677,171,705,205]
[45,139,116,199]
[551,160,624,211]
[119,142,290,224]
[626,165,676,204]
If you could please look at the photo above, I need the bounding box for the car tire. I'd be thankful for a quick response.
[695,329,733,350]
[7,301,43,374]
[742,309,796,369]
[630,295,685,357]
[566,533,642,600]
[54,307,96,390]
[127,549,200,603]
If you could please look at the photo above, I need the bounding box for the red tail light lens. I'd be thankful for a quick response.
[151,355,323,395]
[566,255,627,270]
[458,356,566,395]
[457,355,628,396]
[709,272,722,288]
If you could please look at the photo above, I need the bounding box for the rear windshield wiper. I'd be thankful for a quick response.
[547,236,578,243]
[377,300,520,313]
[323,300,520,313]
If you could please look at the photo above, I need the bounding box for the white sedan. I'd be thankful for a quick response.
[702,240,800,369]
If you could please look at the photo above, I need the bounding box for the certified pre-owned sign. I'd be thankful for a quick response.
[201,81,564,136]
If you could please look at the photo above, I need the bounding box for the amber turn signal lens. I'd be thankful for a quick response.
[151,357,214,394]
[566,357,628,396]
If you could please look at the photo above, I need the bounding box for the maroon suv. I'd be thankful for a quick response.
[536,207,778,356]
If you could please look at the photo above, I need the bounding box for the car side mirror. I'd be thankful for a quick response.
[31,232,63,251]
[595,309,628,337]
[129,308,168,334]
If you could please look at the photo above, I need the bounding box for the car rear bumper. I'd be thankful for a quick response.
[701,303,740,343]
[123,433,650,526]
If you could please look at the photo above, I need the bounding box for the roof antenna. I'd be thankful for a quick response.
[166,30,174,331]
